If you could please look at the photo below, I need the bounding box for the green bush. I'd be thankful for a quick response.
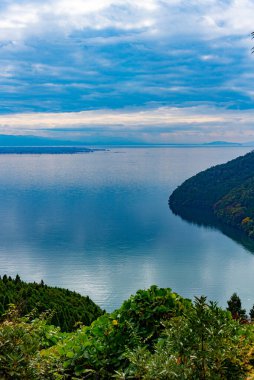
[0,305,62,379]
[1,286,254,379]
[122,297,251,379]
[40,286,191,378]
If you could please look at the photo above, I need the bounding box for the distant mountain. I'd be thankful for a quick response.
[169,151,254,239]
[0,135,252,148]
[204,141,242,146]
[0,136,194,148]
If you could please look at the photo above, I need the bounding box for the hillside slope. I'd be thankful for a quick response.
[0,275,103,331]
[169,150,254,238]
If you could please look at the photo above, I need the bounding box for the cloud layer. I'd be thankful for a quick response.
[0,0,254,143]
[1,106,254,144]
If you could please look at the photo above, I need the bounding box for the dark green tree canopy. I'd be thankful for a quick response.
[227,293,247,321]
[0,275,103,331]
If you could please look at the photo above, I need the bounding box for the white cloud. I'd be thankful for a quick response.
[1,106,254,143]
[0,0,253,132]
[0,0,253,44]
[0,0,158,42]
[0,106,224,129]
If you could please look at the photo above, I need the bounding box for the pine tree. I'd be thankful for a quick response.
[249,305,254,321]
[227,293,247,321]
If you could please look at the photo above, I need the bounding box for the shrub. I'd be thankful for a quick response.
[123,297,250,379]
[0,305,62,379]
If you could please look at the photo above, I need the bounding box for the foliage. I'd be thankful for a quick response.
[112,285,191,345]
[122,297,250,379]
[214,177,254,238]
[0,275,103,331]
[250,305,254,321]
[169,151,254,239]
[1,284,254,379]
[227,292,247,321]
[0,305,63,379]
[40,286,191,378]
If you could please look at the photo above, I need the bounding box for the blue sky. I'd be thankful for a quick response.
[0,0,254,144]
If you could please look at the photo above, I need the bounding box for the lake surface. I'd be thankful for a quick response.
[1,147,254,312]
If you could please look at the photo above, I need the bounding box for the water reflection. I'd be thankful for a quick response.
[0,148,254,311]
[169,205,254,254]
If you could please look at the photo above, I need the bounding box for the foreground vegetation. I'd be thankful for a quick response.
[169,150,254,238]
[1,279,254,379]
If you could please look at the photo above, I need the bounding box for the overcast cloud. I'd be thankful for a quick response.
[0,0,254,143]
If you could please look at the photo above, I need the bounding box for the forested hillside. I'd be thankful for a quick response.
[0,275,103,331]
[169,150,254,238]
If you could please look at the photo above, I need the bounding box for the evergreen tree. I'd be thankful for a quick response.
[14,274,21,284]
[227,293,247,321]
[249,305,254,321]
[0,275,103,331]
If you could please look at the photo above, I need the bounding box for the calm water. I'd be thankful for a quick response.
[1,147,254,312]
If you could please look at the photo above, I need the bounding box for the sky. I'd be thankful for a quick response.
[0,0,254,144]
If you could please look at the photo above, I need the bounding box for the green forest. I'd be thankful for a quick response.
[1,278,254,379]
[169,150,254,238]
[0,275,103,332]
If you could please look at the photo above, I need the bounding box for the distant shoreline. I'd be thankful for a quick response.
[0,145,251,154]
[0,146,106,154]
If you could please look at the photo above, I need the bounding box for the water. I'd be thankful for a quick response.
[0,147,254,312]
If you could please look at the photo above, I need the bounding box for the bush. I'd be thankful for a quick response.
[123,297,250,379]
[1,286,254,379]
[40,286,191,378]
[0,305,62,379]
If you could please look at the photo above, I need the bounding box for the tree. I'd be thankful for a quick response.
[249,305,254,321]
[14,274,21,284]
[227,293,247,321]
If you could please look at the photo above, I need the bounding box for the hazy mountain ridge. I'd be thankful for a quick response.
[0,134,253,148]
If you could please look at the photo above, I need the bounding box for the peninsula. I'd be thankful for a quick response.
[0,146,96,154]
[169,150,254,239]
